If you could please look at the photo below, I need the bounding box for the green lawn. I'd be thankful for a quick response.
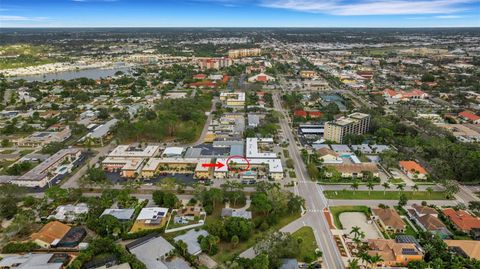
[324,190,449,200]
[292,227,319,262]
[211,209,301,263]
[329,205,371,229]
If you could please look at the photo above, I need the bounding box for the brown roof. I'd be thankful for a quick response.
[326,163,379,174]
[445,240,480,259]
[31,221,71,245]
[316,147,339,157]
[418,214,446,231]
[411,204,437,215]
[372,208,406,230]
[368,239,421,262]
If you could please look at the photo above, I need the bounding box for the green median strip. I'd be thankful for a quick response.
[323,190,449,200]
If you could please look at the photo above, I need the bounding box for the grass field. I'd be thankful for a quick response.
[292,227,319,262]
[324,190,449,200]
[329,205,371,229]
[210,207,301,263]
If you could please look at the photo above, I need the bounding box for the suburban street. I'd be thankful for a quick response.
[271,92,345,269]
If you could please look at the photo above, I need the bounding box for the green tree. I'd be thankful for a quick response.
[231,235,239,248]
[398,193,408,207]
[351,181,359,195]
[367,181,375,196]
[224,217,253,241]
[382,182,390,196]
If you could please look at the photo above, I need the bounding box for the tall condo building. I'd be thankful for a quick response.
[324,113,371,143]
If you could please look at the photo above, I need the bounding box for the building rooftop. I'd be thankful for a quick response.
[136,207,169,221]
[174,229,209,256]
[108,145,160,158]
[101,208,135,220]
[31,221,71,246]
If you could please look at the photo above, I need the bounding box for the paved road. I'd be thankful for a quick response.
[456,185,480,204]
[328,199,458,207]
[61,143,116,189]
[247,93,345,268]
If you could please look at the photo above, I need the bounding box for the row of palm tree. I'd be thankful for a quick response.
[349,181,434,197]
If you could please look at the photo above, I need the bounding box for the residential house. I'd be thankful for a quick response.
[367,239,423,267]
[399,161,427,180]
[443,208,480,233]
[126,234,175,269]
[459,111,480,124]
[48,203,89,222]
[0,253,69,269]
[445,240,480,260]
[324,163,380,178]
[31,221,71,248]
[407,204,451,239]
[221,208,252,219]
[173,229,209,256]
[101,209,135,222]
[372,208,406,233]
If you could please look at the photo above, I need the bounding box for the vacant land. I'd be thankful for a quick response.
[339,212,382,239]
[329,205,371,229]
[324,190,448,200]
[292,227,319,262]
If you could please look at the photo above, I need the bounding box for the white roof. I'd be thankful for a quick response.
[108,145,159,158]
[142,157,211,171]
[162,147,185,156]
[216,157,283,173]
[246,138,277,159]
[129,236,174,269]
[136,207,169,220]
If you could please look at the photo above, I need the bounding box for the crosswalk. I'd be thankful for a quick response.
[305,209,323,213]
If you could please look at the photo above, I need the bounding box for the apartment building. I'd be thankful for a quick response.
[324,113,371,143]
[198,57,232,70]
[228,48,261,59]
[141,157,212,179]
[101,144,160,178]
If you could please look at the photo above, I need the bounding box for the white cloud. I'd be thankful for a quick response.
[435,15,465,18]
[0,15,49,21]
[260,0,478,15]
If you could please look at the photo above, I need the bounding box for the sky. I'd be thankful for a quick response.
[0,0,479,28]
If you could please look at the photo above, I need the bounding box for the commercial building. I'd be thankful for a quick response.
[220,92,245,107]
[214,157,283,180]
[324,113,371,143]
[248,73,275,83]
[141,157,212,179]
[2,148,82,188]
[14,126,71,147]
[101,144,160,178]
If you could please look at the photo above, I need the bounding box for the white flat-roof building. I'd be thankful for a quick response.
[246,138,277,159]
[109,145,160,158]
[215,157,283,180]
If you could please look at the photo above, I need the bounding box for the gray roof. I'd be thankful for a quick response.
[174,229,209,255]
[221,208,252,219]
[330,144,352,153]
[279,259,298,269]
[101,208,135,220]
[129,236,175,269]
[0,254,62,269]
[90,119,118,139]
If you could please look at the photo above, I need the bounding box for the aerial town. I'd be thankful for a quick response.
[0,27,479,269]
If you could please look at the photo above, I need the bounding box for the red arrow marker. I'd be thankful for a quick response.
[202,162,225,169]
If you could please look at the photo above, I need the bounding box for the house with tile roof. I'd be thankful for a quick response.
[459,111,480,124]
[31,221,71,248]
[443,208,480,233]
[372,208,406,233]
[445,240,480,260]
[367,239,423,267]
[399,161,427,180]
[407,204,451,238]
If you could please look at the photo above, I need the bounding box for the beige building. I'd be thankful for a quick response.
[228,48,261,58]
[141,157,212,179]
[324,113,371,143]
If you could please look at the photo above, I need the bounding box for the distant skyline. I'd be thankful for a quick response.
[1,0,479,28]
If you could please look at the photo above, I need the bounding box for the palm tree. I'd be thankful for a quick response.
[411,184,419,194]
[369,253,383,269]
[177,240,188,256]
[347,258,360,269]
[382,182,390,195]
[367,181,375,196]
[426,186,433,197]
[351,181,359,195]
[396,184,405,193]
[350,226,361,239]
